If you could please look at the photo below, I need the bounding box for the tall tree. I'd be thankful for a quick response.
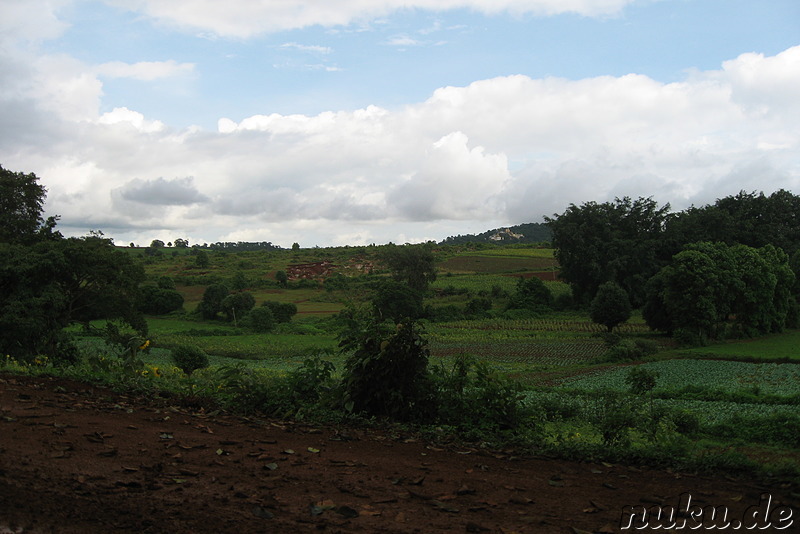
[545,196,671,306]
[0,165,59,244]
[380,243,437,293]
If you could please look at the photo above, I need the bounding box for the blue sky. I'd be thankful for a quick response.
[1,0,799,246]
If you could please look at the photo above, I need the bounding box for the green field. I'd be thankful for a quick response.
[676,330,800,361]
[6,243,799,478]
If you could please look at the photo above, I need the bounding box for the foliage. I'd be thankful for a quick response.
[246,306,275,333]
[370,279,424,322]
[1,234,146,363]
[380,242,437,293]
[589,281,632,332]
[261,300,298,323]
[644,242,795,339]
[506,276,553,313]
[275,270,288,288]
[432,354,526,435]
[0,165,60,244]
[220,291,256,323]
[171,344,210,375]
[197,283,229,319]
[138,285,184,315]
[546,196,672,306]
[338,309,434,421]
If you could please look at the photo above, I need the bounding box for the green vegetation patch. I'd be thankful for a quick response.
[677,330,800,361]
[558,359,800,397]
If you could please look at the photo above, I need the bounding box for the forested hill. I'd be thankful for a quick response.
[439,222,552,245]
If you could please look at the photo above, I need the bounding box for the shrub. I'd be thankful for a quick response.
[339,312,434,421]
[171,345,209,376]
[247,306,275,333]
[138,285,184,315]
[261,301,298,323]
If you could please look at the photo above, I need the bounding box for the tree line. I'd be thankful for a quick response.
[546,191,800,341]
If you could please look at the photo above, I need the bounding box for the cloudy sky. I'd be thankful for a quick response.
[1,0,798,247]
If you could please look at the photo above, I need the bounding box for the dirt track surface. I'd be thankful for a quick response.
[0,374,796,533]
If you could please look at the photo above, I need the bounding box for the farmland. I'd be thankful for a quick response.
[4,242,799,480]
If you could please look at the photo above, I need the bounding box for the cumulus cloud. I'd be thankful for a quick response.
[103,0,635,37]
[1,6,798,247]
[96,60,195,81]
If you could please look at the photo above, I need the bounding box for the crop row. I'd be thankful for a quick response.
[429,339,607,366]
[557,359,800,397]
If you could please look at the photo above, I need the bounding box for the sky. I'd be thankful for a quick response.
[1,0,798,248]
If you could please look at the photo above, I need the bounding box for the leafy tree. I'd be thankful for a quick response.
[261,301,297,323]
[150,239,165,248]
[275,270,288,288]
[194,250,210,268]
[0,165,60,244]
[370,280,424,322]
[1,235,146,362]
[157,276,176,290]
[197,283,229,320]
[138,285,184,315]
[291,242,300,251]
[546,196,671,306]
[507,276,553,313]
[338,309,433,421]
[173,238,189,248]
[644,242,795,339]
[247,306,275,333]
[221,291,255,324]
[590,282,632,332]
[380,242,437,293]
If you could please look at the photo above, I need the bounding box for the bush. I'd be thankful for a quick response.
[599,338,659,362]
[138,285,184,315]
[247,306,275,333]
[261,301,298,323]
[465,297,492,318]
[507,276,553,313]
[432,354,526,436]
[171,345,209,376]
[339,312,434,421]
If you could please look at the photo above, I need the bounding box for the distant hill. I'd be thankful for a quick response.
[439,222,552,245]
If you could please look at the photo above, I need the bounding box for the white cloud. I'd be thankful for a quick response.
[0,0,71,45]
[98,107,166,133]
[1,11,798,247]
[96,60,195,81]
[279,43,333,54]
[103,0,636,37]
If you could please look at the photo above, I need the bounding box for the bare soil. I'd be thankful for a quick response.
[0,374,795,533]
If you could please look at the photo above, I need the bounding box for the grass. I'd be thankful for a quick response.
[676,329,800,361]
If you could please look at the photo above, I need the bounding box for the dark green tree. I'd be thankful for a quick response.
[590,282,632,332]
[275,270,288,288]
[0,165,60,244]
[546,196,671,306]
[197,283,229,319]
[370,280,424,322]
[195,250,210,268]
[247,306,275,333]
[261,301,297,323]
[380,243,437,293]
[138,285,184,315]
[221,291,256,324]
[338,309,433,421]
[150,239,165,248]
[507,276,554,313]
[1,235,146,362]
